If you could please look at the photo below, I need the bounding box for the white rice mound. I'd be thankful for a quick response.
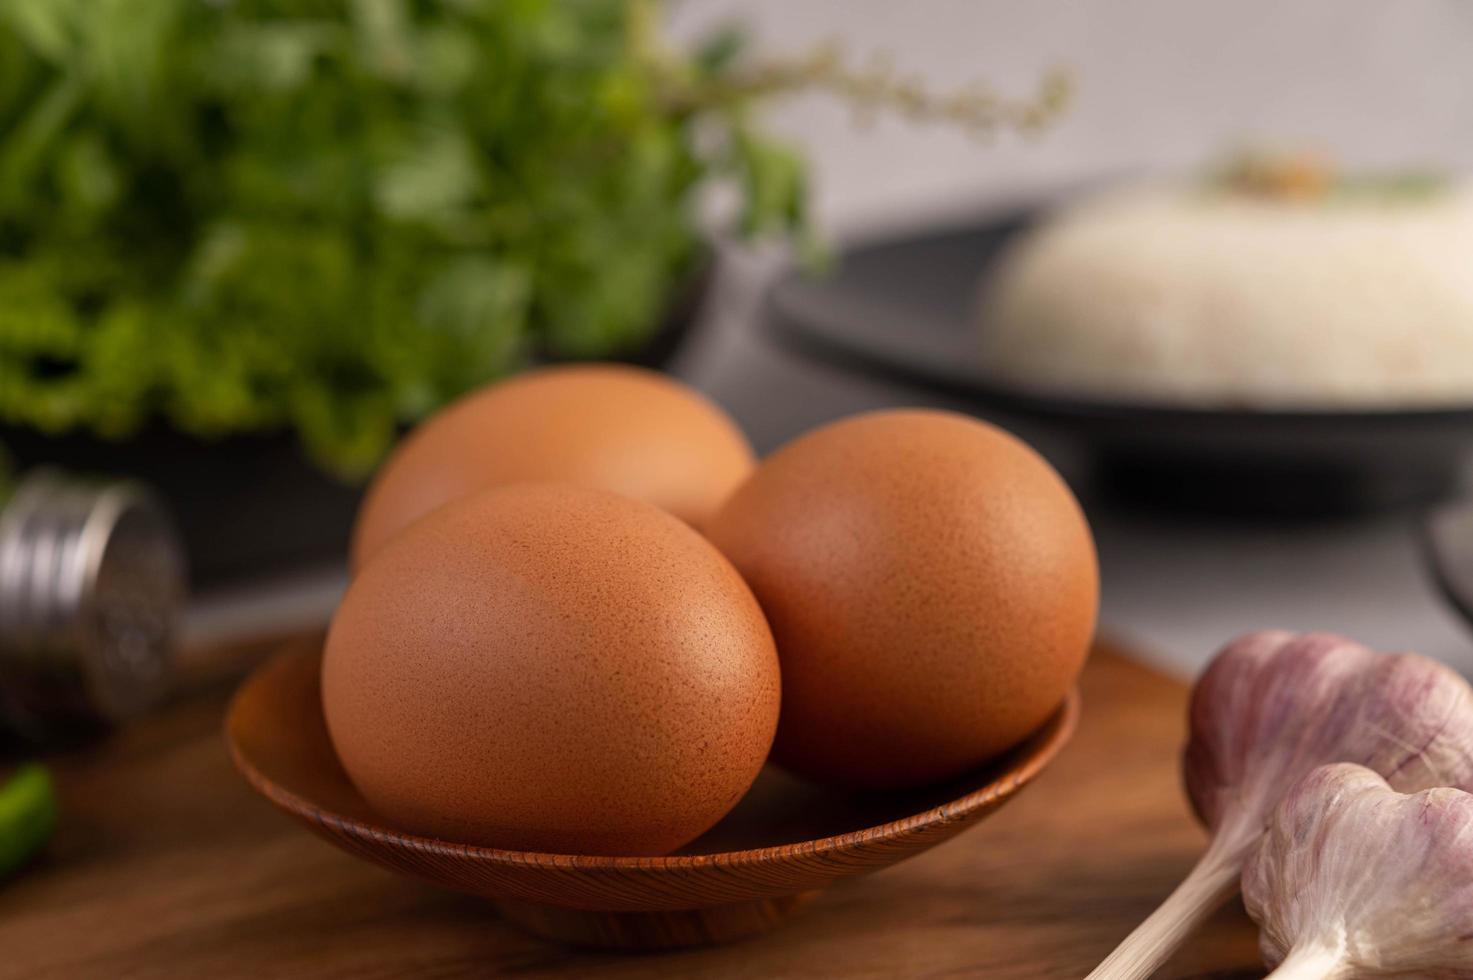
[976,182,1473,408]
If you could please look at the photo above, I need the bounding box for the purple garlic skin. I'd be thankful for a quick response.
[1244,762,1473,977]
[1183,630,1473,860]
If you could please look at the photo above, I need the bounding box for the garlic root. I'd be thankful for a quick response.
[1264,944,1352,980]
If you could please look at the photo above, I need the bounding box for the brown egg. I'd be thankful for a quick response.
[350,364,754,570]
[323,483,780,856]
[706,409,1097,789]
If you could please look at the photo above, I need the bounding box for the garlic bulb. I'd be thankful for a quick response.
[1088,630,1473,980]
[1244,762,1473,979]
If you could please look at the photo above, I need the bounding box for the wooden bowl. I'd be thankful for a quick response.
[226,642,1079,950]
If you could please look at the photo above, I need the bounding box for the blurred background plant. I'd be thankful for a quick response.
[0,0,793,476]
[0,0,1063,479]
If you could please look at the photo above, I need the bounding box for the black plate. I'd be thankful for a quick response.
[766,210,1473,515]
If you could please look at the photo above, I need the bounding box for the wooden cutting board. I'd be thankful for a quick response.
[0,638,1263,979]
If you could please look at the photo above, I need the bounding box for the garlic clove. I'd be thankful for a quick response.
[1186,631,1473,856]
[1243,762,1473,979]
[1089,631,1473,980]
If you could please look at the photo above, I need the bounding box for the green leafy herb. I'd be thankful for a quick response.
[1210,150,1450,205]
[0,763,56,880]
[0,0,810,476]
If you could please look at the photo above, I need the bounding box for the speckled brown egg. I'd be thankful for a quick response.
[706,409,1097,789]
[323,483,780,856]
[350,364,755,570]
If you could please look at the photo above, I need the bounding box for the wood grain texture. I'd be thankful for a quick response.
[0,638,1264,978]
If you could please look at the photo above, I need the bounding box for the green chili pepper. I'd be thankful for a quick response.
[0,763,57,880]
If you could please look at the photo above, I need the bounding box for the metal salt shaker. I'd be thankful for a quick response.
[0,470,186,739]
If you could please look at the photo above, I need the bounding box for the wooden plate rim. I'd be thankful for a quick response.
[226,644,1079,873]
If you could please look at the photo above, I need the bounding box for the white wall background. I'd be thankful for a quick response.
[672,1,1473,236]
